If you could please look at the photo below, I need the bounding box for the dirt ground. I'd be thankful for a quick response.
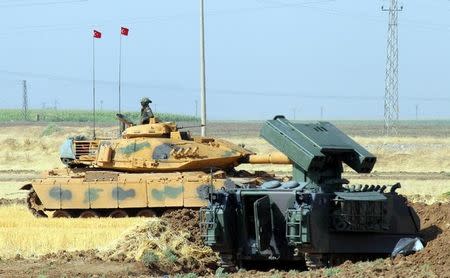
[0,202,448,277]
[0,122,450,277]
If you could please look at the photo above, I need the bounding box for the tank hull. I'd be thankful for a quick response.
[23,169,265,218]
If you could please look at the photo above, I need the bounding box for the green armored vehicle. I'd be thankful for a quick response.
[200,116,421,269]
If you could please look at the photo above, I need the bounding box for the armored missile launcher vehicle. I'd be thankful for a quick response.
[21,116,290,218]
[200,116,421,269]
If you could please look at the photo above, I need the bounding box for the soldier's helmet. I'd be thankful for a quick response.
[140,97,152,106]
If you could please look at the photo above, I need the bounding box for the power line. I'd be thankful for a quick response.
[2,69,450,102]
[0,0,334,37]
[1,0,448,39]
[0,0,87,8]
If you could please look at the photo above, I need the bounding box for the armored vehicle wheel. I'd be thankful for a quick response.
[53,210,72,218]
[136,209,156,217]
[26,189,47,218]
[218,254,237,272]
[304,253,326,270]
[109,209,128,218]
[79,210,99,218]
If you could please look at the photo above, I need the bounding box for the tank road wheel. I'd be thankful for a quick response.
[26,189,47,218]
[162,208,177,216]
[304,253,327,270]
[109,209,128,218]
[53,210,72,218]
[79,210,99,218]
[136,209,156,218]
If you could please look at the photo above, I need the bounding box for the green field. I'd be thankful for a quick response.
[0,109,199,123]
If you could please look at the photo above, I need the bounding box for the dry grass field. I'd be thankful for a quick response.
[0,205,146,258]
[0,122,449,277]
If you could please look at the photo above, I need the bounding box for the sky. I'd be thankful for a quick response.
[0,0,449,120]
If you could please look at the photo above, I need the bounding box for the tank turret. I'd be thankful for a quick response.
[60,116,290,173]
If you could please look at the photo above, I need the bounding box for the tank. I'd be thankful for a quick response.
[200,116,421,270]
[21,115,291,218]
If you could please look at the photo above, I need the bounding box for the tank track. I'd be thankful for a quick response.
[26,189,47,218]
[49,208,161,218]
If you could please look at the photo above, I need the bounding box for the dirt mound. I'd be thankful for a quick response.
[40,250,101,262]
[26,209,216,276]
[405,202,450,276]
[161,208,203,245]
[318,202,450,277]
[231,202,450,278]
[99,216,218,275]
[0,198,25,206]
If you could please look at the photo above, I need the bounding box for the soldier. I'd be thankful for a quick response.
[140,97,154,124]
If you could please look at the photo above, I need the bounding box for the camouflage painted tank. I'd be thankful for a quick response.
[22,116,290,218]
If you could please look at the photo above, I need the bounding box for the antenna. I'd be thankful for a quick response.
[382,1,403,136]
[22,80,28,121]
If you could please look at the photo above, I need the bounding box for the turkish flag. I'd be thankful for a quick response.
[93,30,102,39]
[121,27,129,36]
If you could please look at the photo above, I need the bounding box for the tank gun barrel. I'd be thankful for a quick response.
[246,152,291,164]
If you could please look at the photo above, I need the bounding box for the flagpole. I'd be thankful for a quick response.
[118,32,122,115]
[92,34,96,139]
[200,0,207,137]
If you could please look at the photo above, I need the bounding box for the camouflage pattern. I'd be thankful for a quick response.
[30,170,228,211]
[61,117,275,172]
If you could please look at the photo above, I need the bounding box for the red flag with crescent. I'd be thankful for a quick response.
[121,27,129,36]
[93,30,102,39]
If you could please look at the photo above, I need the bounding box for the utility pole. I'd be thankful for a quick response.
[22,80,28,121]
[320,106,324,121]
[382,0,403,136]
[415,104,419,121]
[200,0,207,136]
[195,100,198,118]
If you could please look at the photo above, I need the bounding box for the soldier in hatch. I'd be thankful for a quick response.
[140,97,154,124]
